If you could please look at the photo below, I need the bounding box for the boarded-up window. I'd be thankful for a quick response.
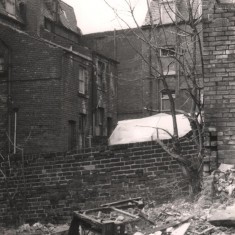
[5,0,16,15]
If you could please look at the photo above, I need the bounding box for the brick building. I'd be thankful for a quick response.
[84,0,203,121]
[203,0,235,164]
[0,0,118,154]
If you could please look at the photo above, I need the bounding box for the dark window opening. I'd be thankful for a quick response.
[0,56,5,73]
[107,117,113,137]
[160,47,175,57]
[44,18,54,32]
[68,120,76,151]
[97,61,105,90]
[95,108,104,136]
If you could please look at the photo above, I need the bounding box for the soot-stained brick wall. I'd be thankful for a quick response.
[203,0,235,164]
[0,134,196,225]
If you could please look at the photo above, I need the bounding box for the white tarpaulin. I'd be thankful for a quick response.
[109,113,191,145]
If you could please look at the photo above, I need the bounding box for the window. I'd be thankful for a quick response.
[78,67,88,94]
[160,1,175,24]
[5,0,16,15]
[97,61,105,90]
[95,108,104,136]
[160,47,175,57]
[44,18,53,32]
[161,91,175,111]
[78,114,86,148]
[68,120,76,151]
[107,117,113,137]
[0,56,4,73]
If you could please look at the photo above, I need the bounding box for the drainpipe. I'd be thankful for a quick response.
[6,45,12,155]
[13,108,18,154]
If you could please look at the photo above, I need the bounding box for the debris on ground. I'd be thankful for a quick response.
[1,164,235,235]
[214,164,235,197]
[0,223,69,235]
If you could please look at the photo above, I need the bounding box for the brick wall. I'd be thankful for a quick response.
[0,23,66,154]
[84,30,144,121]
[203,0,235,164]
[84,23,202,121]
[0,133,197,225]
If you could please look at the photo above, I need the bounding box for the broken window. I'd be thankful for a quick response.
[160,47,175,57]
[78,67,88,95]
[44,18,53,32]
[97,61,105,90]
[161,90,175,111]
[5,0,16,15]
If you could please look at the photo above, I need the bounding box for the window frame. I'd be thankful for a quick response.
[161,90,176,111]
[0,56,5,73]
[78,66,88,95]
[160,47,176,57]
[95,107,104,136]
[68,120,77,151]
[97,61,106,91]
[78,113,86,148]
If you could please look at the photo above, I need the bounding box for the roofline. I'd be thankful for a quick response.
[142,18,202,29]
[44,16,82,36]
[0,21,92,61]
[0,11,25,26]
[92,51,119,64]
[84,27,139,37]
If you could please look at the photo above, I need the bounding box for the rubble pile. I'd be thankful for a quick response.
[213,164,235,198]
[1,165,235,235]
[0,223,69,235]
[131,197,235,235]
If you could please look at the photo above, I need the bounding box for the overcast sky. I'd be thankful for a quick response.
[63,0,148,34]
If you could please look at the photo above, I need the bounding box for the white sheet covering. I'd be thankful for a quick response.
[109,113,191,145]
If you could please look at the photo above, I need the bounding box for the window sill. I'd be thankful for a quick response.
[77,92,89,99]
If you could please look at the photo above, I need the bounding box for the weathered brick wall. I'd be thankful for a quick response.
[0,23,65,154]
[0,134,196,225]
[203,0,235,164]
[83,30,144,121]
[84,23,202,120]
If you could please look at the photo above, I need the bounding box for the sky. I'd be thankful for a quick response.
[63,0,148,34]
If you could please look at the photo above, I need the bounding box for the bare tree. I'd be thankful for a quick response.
[104,0,204,195]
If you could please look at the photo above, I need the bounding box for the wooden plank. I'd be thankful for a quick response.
[101,197,143,207]
[111,207,139,219]
[155,216,193,232]
[171,222,191,235]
